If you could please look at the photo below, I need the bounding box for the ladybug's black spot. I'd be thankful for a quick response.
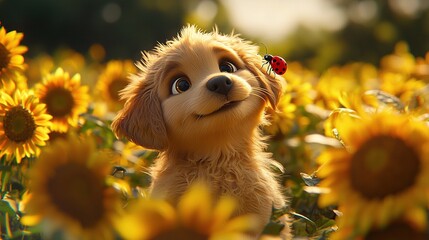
[283,68,286,71]
[275,68,279,72]
[273,59,277,62]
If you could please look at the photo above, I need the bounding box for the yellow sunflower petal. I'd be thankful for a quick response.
[178,182,213,230]
[211,196,237,232]
[9,45,27,54]
[218,214,260,233]
[10,55,24,65]
[21,214,42,226]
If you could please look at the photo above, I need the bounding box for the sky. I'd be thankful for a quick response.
[220,0,348,42]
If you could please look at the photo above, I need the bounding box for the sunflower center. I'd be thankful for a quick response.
[152,226,208,240]
[0,43,11,71]
[365,221,426,240]
[46,162,105,228]
[107,77,128,101]
[3,106,36,142]
[44,87,75,117]
[350,135,420,199]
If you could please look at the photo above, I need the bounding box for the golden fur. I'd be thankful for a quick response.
[112,25,291,239]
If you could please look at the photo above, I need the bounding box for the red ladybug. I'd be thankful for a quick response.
[263,54,287,75]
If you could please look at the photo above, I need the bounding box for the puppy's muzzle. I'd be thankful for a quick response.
[206,76,232,96]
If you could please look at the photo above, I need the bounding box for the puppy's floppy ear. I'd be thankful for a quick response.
[111,62,168,150]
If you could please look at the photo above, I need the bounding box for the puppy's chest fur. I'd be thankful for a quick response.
[150,151,285,219]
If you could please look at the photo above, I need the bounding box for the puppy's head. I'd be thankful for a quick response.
[112,25,284,152]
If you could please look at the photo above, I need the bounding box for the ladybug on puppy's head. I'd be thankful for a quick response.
[263,54,287,76]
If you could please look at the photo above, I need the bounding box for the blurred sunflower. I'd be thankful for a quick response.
[0,90,51,163]
[284,62,316,106]
[0,26,28,93]
[25,53,54,87]
[361,220,427,240]
[315,63,378,110]
[331,208,427,240]
[265,93,297,136]
[323,91,395,138]
[115,182,260,240]
[22,136,122,240]
[54,48,86,75]
[12,73,28,92]
[379,72,426,106]
[413,52,429,81]
[265,63,317,136]
[35,68,90,132]
[111,140,152,169]
[318,112,429,233]
[95,60,136,112]
[380,42,415,75]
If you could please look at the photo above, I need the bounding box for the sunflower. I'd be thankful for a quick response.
[379,72,426,106]
[265,63,316,136]
[21,135,122,240]
[34,67,90,132]
[314,63,378,110]
[0,90,51,163]
[323,91,389,139]
[265,94,297,136]
[25,53,54,87]
[317,111,429,234]
[412,52,429,81]
[330,207,428,240]
[264,62,318,136]
[284,62,316,106]
[380,42,415,75]
[360,220,427,240]
[0,27,28,94]
[95,60,136,112]
[115,182,260,240]
[54,48,86,75]
[111,140,153,169]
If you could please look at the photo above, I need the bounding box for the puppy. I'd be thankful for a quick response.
[112,25,291,239]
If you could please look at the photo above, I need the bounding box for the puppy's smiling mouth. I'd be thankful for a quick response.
[195,101,242,118]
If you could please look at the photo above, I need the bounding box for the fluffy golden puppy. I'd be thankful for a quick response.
[112,25,291,239]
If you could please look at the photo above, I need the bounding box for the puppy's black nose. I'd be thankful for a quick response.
[206,76,233,95]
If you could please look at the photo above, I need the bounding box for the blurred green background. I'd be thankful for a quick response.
[1,0,428,72]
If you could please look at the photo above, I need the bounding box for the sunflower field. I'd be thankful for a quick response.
[1,0,429,239]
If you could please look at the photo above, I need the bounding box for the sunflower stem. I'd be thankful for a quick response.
[1,169,11,198]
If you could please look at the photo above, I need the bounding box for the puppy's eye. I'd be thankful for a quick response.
[171,77,191,95]
[219,61,237,73]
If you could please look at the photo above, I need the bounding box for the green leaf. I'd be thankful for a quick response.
[0,200,17,217]
[262,220,285,236]
[291,211,317,234]
[271,205,289,220]
[80,113,108,128]
[1,170,11,195]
